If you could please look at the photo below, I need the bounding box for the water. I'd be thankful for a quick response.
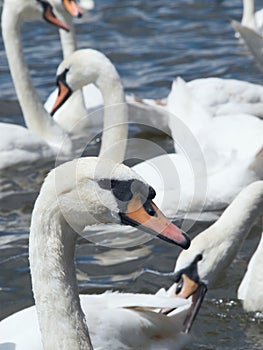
[1,0,263,349]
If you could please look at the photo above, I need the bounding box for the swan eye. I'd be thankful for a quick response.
[143,200,157,217]
[148,186,156,200]
[175,277,183,295]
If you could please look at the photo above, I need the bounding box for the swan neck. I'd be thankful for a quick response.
[97,75,128,163]
[242,0,256,27]
[2,10,46,129]
[29,182,93,349]
[1,5,71,152]
[56,10,77,57]
[212,182,263,243]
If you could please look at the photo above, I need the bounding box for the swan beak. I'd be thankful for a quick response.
[120,195,191,249]
[42,2,70,32]
[62,0,84,17]
[50,80,72,116]
[177,275,207,334]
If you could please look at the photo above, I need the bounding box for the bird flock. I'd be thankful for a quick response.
[0,0,263,349]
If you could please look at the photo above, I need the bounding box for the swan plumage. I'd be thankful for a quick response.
[134,78,263,214]
[0,155,195,349]
[240,0,263,34]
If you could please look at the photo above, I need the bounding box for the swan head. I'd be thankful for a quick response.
[4,0,70,31]
[50,49,121,116]
[43,157,191,249]
[49,0,84,17]
[164,254,207,333]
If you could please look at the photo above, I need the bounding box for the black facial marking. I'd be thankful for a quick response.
[56,68,70,88]
[174,254,203,290]
[143,200,157,217]
[50,68,72,116]
[98,179,156,212]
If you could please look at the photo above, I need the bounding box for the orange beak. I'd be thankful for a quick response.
[50,80,72,116]
[120,194,190,249]
[62,0,84,17]
[42,2,70,31]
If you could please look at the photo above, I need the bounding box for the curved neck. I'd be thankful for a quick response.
[211,182,263,244]
[242,0,256,29]
[56,10,77,57]
[29,181,93,349]
[97,71,128,163]
[1,5,71,151]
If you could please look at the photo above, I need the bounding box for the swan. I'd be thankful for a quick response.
[0,0,73,170]
[0,156,199,350]
[43,1,171,135]
[169,76,263,119]
[49,50,263,216]
[160,181,263,314]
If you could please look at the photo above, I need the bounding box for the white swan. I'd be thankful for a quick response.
[0,155,198,350]
[164,181,263,313]
[50,51,263,216]
[43,1,171,135]
[0,0,74,170]
[134,78,263,215]
[169,76,263,119]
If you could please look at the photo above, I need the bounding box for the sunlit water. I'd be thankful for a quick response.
[1,1,263,349]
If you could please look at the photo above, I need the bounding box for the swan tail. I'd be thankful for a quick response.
[167,77,212,136]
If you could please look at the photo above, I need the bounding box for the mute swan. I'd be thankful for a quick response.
[0,156,197,350]
[50,50,263,215]
[0,0,73,170]
[134,78,263,215]
[44,1,171,135]
[162,181,263,314]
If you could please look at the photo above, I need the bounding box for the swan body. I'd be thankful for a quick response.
[171,181,263,305]
[0,155,193,350]
[1,0,73,170]
[0,292,191,350]
[176,77,263,119]
[133,78,263,214]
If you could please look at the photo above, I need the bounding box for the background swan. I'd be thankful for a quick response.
[0,0,73,170]
[166,181,263,313]
[134,78,263,215]
[50,50,263,216]
[0,157,194,349]
[44,1,171,135]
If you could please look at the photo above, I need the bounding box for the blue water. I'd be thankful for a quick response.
[1,1,263,349]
